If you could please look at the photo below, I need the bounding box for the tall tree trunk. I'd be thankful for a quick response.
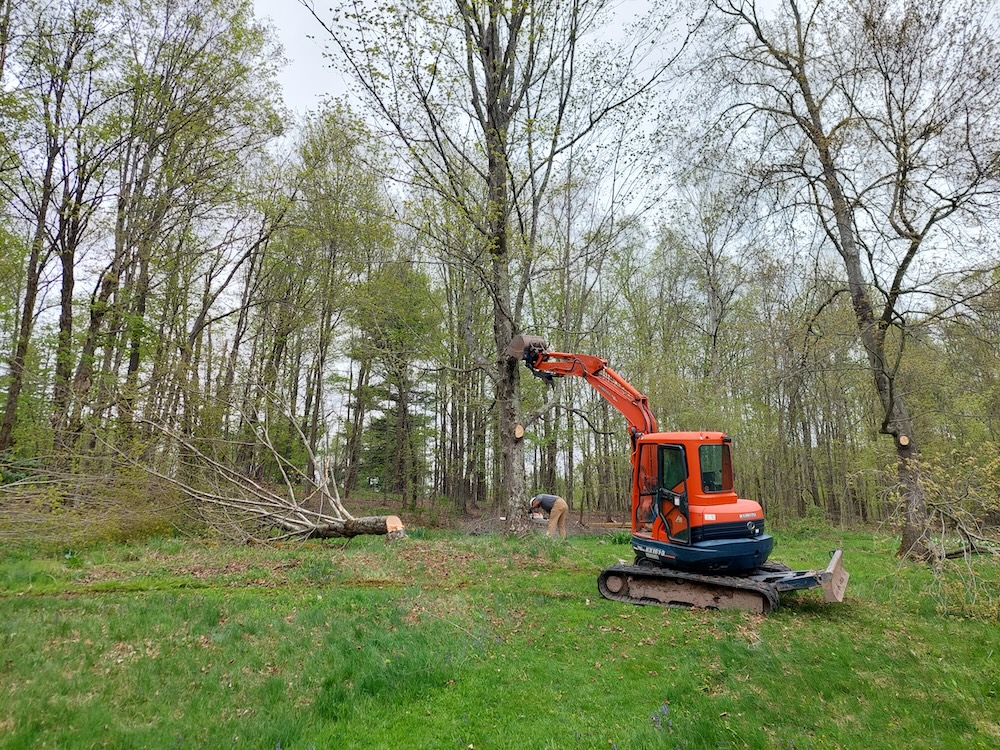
[813,125,931,558]
[50,233,76,442]
[493,255,526,531]
[0,0,12,81]
[717,0,941,559]
[51,161,101,448]
[343,357,370,495]
[565,400,576,517]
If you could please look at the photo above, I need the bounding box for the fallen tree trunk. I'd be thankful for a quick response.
[304,515,406,540]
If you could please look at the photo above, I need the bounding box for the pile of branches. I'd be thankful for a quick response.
[130,419,405,544]
[905,451,1000,564]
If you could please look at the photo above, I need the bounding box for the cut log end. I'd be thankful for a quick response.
[385,515,406,542]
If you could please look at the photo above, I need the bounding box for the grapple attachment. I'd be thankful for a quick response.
[506,334,549,361]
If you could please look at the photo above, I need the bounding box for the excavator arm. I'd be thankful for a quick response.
[507,335,658,439]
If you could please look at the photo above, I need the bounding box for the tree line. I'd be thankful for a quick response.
[2,0,999,557]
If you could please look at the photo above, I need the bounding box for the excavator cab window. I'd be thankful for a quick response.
[699,444,734,493]
[659,445,690,544]
[635,444,658,531]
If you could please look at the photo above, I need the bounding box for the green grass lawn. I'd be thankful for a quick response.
[1,527,997,749]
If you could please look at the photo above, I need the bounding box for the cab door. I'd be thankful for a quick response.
[658,444,690,544]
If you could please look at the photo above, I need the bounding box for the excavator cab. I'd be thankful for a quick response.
[631,432,774,572]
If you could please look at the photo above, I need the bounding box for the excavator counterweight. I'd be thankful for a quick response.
[511,335,848,612]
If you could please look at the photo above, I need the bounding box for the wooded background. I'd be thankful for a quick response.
[1,0,999,553]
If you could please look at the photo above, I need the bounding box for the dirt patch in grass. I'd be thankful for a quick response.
[394,544,480,579]
[73,556,301,587]
[74,568,128,585]
[172,559,301,579]
[352,539,557,581]
[402,591,479,626]
[734,616,765,647]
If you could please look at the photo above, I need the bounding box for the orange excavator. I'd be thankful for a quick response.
[508,335,848,613]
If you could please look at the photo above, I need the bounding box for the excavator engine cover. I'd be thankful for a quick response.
[506,334,549,360]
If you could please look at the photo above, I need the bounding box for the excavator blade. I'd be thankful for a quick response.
[506,334,549,360]
[820,549,849,603]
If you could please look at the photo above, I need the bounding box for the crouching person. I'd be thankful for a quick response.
[530,493,568,539]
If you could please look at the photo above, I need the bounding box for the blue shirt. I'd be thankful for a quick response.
[531,493,562,512]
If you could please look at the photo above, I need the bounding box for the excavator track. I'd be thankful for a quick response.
[598,564,781,614]
[597,550,848,614]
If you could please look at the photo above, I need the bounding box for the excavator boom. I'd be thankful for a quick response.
[507,334,657,437]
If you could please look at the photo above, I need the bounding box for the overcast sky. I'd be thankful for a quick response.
[251,0,346,113]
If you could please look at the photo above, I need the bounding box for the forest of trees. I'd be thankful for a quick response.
[1,0,999,556]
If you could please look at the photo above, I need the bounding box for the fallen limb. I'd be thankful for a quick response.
[944,542,1000,560]
[306,515,406,540]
